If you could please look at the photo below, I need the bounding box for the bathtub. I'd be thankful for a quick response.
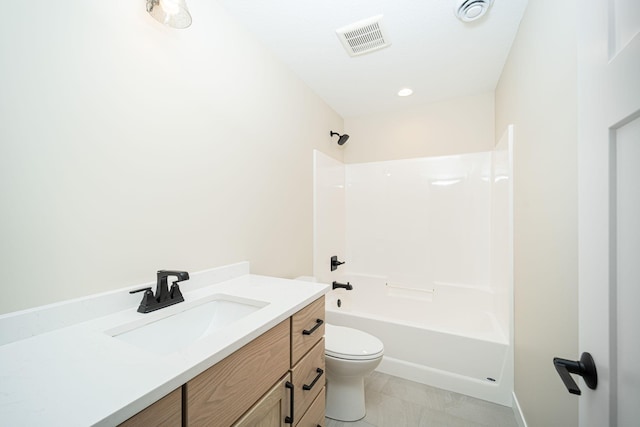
[323,274,512,406]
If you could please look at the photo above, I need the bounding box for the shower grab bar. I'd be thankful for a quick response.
[432,281,493,292]
[385,283,435,293]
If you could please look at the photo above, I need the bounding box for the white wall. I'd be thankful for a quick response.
[343,92,495,163]
[0,1,344,315]
[495,0,579,425]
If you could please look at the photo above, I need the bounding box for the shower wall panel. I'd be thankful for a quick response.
[345,154,492,291]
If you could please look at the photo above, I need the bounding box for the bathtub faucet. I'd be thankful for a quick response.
[330,256,345,271]
[332,281,353,290]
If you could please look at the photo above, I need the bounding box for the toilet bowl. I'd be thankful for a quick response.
[324,323,384,421]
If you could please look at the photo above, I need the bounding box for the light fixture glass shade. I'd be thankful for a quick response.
[147,0,192,29]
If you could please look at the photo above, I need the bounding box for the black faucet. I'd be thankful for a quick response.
[130,270,190,313]
[332,281,353,290]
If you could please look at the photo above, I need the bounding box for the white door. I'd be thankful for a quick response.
[578,0,640,426]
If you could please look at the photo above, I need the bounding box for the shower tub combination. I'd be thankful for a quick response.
[324,273,512,406]
[313,129,514,406]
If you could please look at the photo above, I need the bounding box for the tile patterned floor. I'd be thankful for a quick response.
[325,372,518,427]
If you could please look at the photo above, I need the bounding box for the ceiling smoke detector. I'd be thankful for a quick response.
[455,0,494,22]
[336,15,391,57]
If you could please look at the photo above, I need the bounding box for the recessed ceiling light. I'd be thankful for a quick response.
[398,88,413,97]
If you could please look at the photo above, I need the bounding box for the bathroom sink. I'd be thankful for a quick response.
[107,295,268,355]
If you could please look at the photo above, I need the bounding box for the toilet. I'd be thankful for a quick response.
[324,323,384,421]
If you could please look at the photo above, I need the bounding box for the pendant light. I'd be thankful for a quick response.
[146,0,192,29]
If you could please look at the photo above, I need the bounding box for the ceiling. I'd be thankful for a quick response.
[220,0,529,119]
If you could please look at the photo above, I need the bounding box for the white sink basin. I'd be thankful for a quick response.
[107,295,268,355]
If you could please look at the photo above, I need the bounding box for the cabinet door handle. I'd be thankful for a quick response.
[284,381,294,424]
[302,368,324,391]
[302,319,324,335]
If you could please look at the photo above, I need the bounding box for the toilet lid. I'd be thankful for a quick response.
[325,324,384,360]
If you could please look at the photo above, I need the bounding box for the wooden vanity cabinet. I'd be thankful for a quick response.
[118,387,182,427]
[119,296,326,427]
[290,296,326,426]
[233,295,326,427]
[232,374,292,427]
[185,319,291,426]
[296,388,325,427]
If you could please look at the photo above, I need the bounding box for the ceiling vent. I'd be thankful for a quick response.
[455,0,494,22]
[336,15,391,57]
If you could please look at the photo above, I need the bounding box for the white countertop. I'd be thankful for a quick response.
[0,264,328,426]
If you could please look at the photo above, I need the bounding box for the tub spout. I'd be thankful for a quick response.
[332,281,353,290]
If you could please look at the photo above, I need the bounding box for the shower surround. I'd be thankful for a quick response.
[313,127,513,405]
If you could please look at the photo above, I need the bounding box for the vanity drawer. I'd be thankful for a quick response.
[291,338,325,421]
[296,387,325,427]
[185,320,290,427]
[291,296,325,365]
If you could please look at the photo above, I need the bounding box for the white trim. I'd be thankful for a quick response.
[512,391,528,427]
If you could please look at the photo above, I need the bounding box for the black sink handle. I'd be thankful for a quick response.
[553,352,598,395]
[129,287,152,294]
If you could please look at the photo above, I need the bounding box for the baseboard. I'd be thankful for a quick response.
[512,391,527,427]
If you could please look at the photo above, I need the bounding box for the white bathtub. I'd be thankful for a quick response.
[323,274,512,406]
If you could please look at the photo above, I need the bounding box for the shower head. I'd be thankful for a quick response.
[330,131,350,145]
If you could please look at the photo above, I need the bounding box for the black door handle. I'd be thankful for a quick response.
[553,352,598,395]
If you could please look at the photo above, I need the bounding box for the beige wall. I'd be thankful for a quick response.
[0,3,581,424]
[0,2,343,314]
[495,0,579,426]
[343,92,495,163]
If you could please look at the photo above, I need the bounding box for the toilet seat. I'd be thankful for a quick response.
[325,324,384,360]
